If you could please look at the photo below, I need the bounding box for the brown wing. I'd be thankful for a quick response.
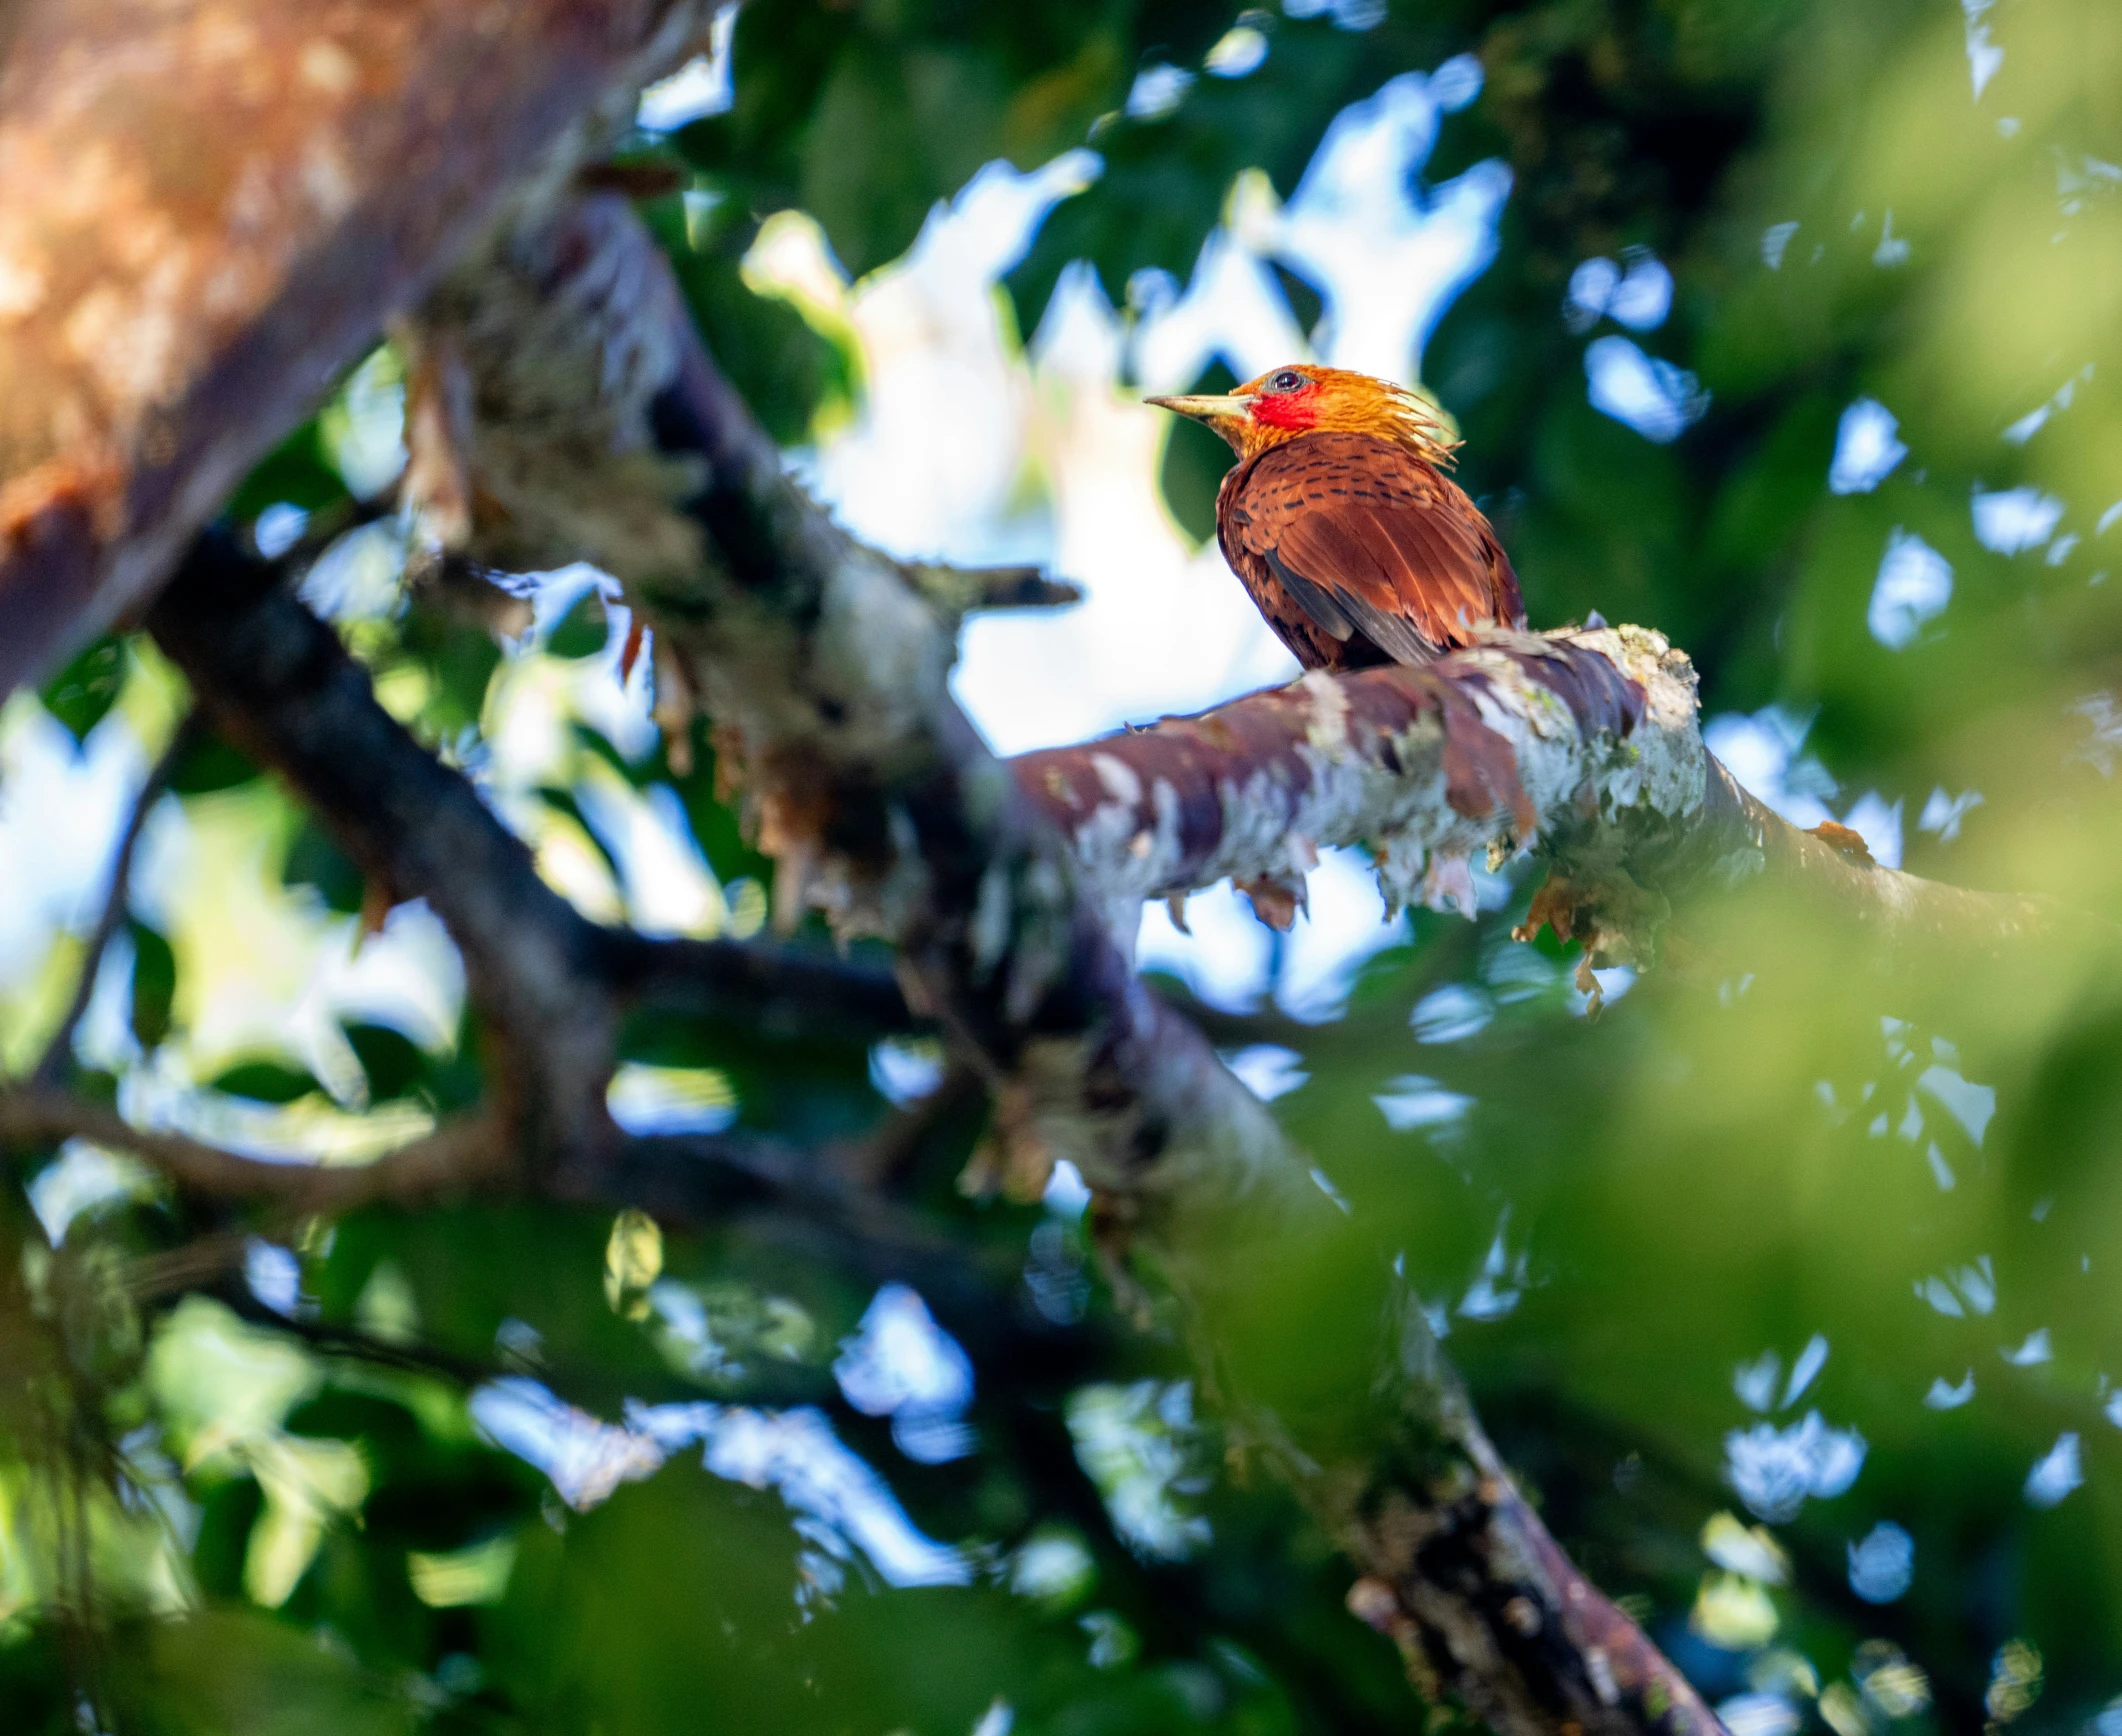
[1221,432,1523,664]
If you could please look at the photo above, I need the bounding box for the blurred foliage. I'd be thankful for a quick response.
[6,1,2122,1734]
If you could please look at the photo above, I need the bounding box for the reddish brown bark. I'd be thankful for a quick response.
[0,0,708,692]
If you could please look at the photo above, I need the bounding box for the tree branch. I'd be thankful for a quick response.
[142,544,919,1176]
[387,190,1725,1733]
[0,1087,503,1213]
[0,0,715,695]
[1010,633,2054,963]
[1,16,1743,1726]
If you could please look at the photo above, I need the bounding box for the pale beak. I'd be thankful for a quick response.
[1145,392,1255,424]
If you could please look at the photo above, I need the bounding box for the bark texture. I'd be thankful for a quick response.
[4,14,2058,1732]
[383,187,1726,1732]
[0,0,712,691]
[1012,634,2054,964]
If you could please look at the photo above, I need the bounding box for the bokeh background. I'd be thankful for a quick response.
[5,0,2122,1730]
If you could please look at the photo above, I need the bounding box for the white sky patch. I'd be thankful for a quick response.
[2024,1432,2082,1508]
[27,1140,155,1244]
[1702,707,1832,829]
[605,1062,737,1136]
[2003,365,2092,445]
[245,1239,302,1317]
[646,1401,972,1585]
[1918,1062,1995,1144]
[1276,846,1410,1020]
[1916,1255,1996,1318]
[635,7,736,131]
[1716,1694,1802,1736]
[299,519,407,621]
[1848,1521,1915,1603]
[1221,1042,1308,1102]
[0,698,152,987]
[1830,398,1908,494]
[1925,1370,1976,1409]
[1973,485,2066,555]
[1584,334,1709,442]
[2001,1328,2052,1367]
[1284,0,1391,25]
[834,1284,976,1464]
[1785,1334,1830,1406]
[1137,881,1275,1011]
[1733,1335,1829,1413]
[1919,785,1984,843]
[1963,0,2004,100]
[124,776,467,1107]
[573,773,727,938]
[1459,1212,1528,1320]
[1043,1158,1092,1218]
[1703,704,1905,864]
[1410,982,1493,1043]
[1725,1411,1867,1522]
[1267,62,1505,374]
[474,1380,970,1585]
[1372,1073,1474,1132]
[1840,791,1904,870]
[869,1037,947,1106]
[1204,24,1268,78]
[253,502,309,558]
[471,1377,667,1510]
[1126,64,1194,119]
[1564,249,1672,333]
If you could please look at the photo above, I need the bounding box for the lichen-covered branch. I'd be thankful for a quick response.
[0,0,714,692]
[384,188,1724,1733]
[1012,630,2054,965]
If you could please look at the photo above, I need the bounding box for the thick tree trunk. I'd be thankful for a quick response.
[0,0,711,690]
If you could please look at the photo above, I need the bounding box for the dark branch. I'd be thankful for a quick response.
[143,542,921,1172]
[0,1087,503,1213]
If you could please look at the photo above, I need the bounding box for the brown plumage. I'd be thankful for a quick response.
[1148,365,1523,670]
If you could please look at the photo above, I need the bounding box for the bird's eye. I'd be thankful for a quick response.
[1269,370,1306,393]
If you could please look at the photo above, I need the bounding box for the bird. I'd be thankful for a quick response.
[1147,365,1523,670]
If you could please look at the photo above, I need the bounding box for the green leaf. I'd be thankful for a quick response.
[40,636,126,744]
[223,419,352,525]
[210,1060,322,1105]
[110,1608,419,1736]
[651,199,853,448]
[1157,358,1240,545]
[546,591,611,660]
[127,920,176,1050]
[166,731,264,796]
[282,819,365,916]
[342,1022,432,1104]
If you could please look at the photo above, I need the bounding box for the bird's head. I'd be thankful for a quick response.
[1147,364,1460,465]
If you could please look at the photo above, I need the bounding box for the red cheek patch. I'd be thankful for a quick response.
[1251,388,1320,431]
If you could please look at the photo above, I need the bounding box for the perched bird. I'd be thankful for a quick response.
[1148,365,1523,669]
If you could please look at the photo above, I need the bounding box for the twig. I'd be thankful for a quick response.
[0,1087,503,1214]
[903,562,1084,619]
[32,711,201,1088]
